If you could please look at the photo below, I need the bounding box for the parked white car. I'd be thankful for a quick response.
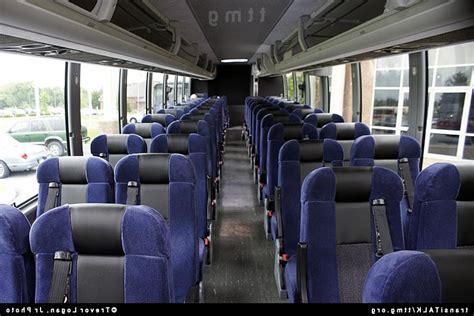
[0,134,49,178]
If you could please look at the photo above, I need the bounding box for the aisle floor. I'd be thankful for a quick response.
[203,127,284,303]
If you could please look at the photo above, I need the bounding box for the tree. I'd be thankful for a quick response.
[80,87,89,109]
[92,90,102,109]
[0,81,34,109]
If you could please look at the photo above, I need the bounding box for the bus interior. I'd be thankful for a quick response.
[0,0,473,305]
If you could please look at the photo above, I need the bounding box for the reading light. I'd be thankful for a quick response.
[221,59,248,63]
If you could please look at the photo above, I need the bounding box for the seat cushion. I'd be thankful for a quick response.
[284,255,297,303]
[271,215,278,241]
[199,238,205,264]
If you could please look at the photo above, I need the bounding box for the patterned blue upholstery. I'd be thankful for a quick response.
[36,157,114,218]
[363,249,474,303]
[115,154,198,302]
[30,204,173,303]
[265,123,318,203]
[351,134,421,243]
[407,163,474,250]
[141,114,176,127]
[157,108,185,119]
[0,205,34,303]
[320,122,370,163]
[149,134,209,269]
[257,112,300,191]
[285,166,404,303]
[90,134,146,168]
[122,122,165,150]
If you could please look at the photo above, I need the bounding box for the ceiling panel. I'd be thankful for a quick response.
[186,0,293,61]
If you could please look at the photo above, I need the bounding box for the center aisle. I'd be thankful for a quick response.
[203,127,284,303]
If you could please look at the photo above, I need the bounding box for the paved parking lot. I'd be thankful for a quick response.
[0,169,37,205]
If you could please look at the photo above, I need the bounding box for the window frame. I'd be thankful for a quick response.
[370,55,410,135]
[424,46,474,162]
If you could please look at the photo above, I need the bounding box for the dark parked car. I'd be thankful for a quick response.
[7,117,89,156]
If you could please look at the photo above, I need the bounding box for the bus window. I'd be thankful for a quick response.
[361,54,409,134]
[127,70,147,123]
[295,72,305,104]
[80,63,119,155]
[308,75,322,109]
[166,74,176,107]
[152,73,164,112]
[424,42,474,167]
[327,64,353,121]
[176,76,184,104]
[184,77,191,101]
[285,73,295,101]
[0,52,66,205]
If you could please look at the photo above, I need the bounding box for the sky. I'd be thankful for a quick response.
[0,51,145,90]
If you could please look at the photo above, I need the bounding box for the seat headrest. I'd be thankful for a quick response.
[279,139,343,163]
[424,249,474,302]
[179,120,199,134]
[59,157,87,184]
[373,135,401,159]
[335,123,356,140]
[364,249,474,303]
[315,113,343,128]
[283,123,304,140]
[363,250,441,303]
[138,154,170,184]
[166,134,189,155]
[106,134,129,155]
[299,140,324,162]
[415,163,460,201]
[456,164,474,201]
[256,108,284,119]
[123,123,164,139]
[70,204,125,255]
[142,114,174,126]
[333,167,373,202]
[320,122,370,140]
[31,204,170,258]
[351,135,421,161]
[294,108,315,118]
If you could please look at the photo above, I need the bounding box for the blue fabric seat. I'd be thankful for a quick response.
[245,98,270,141]
[314,113,344,131]
[254,109,289,167]
[122,122,165,150]
[292,108,324,119]
[90,134,147,168]
[286,166,404,303]
[407,163,474,250]
[182,112,219,185]
[363,249,474,303]
[30,203,173,303]
[150,134,211,269]
[257,113,302,195]
[320,122,370,164]
[271,139,343,298]
[0,205,34,303]
[36,157,115,218]
[249,105,279,162]
[262,122,318,239]
[157,108,185,119]
[141,113,176,127]
[115,153,198,303]
[167,119,216,221]
[351,135,421,243]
